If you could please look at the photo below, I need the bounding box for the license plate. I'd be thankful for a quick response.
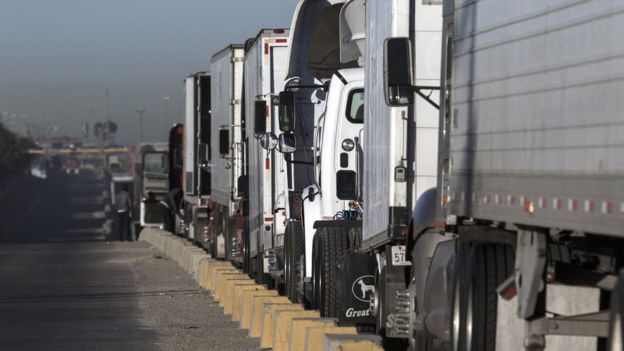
[391,245,411,266]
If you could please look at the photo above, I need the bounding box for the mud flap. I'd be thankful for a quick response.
[337,251,376,326]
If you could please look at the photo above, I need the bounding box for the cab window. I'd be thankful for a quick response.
[346,89,364,123]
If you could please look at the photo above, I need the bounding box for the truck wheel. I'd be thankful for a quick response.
[312,225,351,318]
[285,221,304,302]
[609,269,624,350]
[451,242,514,351]
[413,332,435,351]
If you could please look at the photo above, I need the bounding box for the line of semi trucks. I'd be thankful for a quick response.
[136,0,624,350]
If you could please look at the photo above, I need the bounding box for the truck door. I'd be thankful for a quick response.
[335,86,364,201]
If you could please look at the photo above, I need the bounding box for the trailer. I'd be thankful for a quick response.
[182,72,212,246]
[381,0,624,349]
[211,44,245,261]
[339,0,444,342]
[242,29,290,284]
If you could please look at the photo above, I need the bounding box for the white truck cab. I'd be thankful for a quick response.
[264,0,366,315]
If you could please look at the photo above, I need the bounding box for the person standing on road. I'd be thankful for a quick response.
[160,188,183,233]
[115,184,132,241]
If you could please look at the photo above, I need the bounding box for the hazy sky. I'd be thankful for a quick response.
[0,0,296,144]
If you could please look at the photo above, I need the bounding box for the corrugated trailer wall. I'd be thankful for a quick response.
[448,0,624,236]
[211,45,245,214]
[245,39,263,259]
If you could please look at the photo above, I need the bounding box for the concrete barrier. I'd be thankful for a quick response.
[232,285,267,322]
[322,334,382,351]
[239,290,280,329]
[214,274,253,303]
[199,261,232,289]
[195,257,211,286]
[139,228,378,351]
[207,266,239,292]
[304,327,358,351]
[255,302,303,348]
[269,309,319,351]
[335,340,383,351]
[289,319,337,351]
[243,295,288,332]
[223,281,258,315]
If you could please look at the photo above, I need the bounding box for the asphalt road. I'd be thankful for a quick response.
[0,170,257,351]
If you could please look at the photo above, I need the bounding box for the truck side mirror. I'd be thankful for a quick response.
[278,133,296,154]
[278,91,296,132]
[254,100,267,138]
[384,37,413,106]
[260,132,278,151]
[218,128,229,157]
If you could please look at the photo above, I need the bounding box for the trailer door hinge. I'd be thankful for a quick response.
[231,57,244,63]
[231,99,241,105]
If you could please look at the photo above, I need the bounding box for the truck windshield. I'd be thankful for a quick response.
[144,153,168,174]
[346,89,364,123]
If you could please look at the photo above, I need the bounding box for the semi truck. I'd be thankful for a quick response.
[139,150,168,229]
[241,28,290,285]
[211,44,245,261]
[165,0,623,348]
[182,72,212,246]
[264,0,367,315]
[376,0,623,349]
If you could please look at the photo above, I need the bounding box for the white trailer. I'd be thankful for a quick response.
[380,0,624,349]
[439,1,623,349]
[182,72,211,246]
[355,0,444,342]
[242,28,290,283]
[211,44,245,261]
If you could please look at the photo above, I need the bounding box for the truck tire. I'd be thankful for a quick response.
[312,225,351,318]
[413,332,435,351]
[451,242,514,351]
[285,221,304,302]
[609,270,624,350]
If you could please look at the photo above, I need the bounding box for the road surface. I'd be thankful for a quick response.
[0,170,257,350]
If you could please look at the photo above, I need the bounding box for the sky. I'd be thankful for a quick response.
[0,0,296,145]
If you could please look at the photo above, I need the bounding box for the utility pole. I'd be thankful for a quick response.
[105,89,111,121]
[162,96,170,130]
[136,108,146,143]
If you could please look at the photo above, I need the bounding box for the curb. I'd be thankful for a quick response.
[139,228,384,351]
